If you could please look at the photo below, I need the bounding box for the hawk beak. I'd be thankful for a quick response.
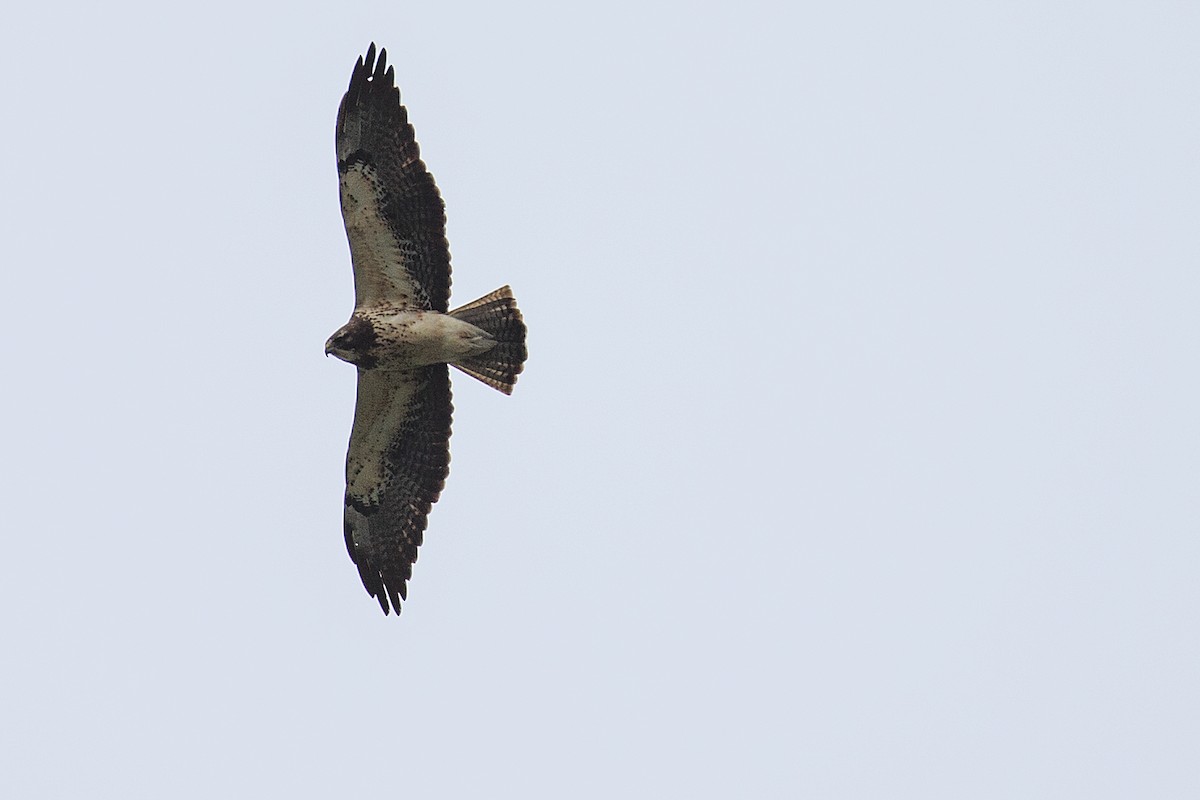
[324,341,334,357]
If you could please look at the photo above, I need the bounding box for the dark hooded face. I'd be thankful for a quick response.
[324,315,379,368]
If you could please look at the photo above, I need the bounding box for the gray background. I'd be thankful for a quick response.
[3,1,1198,797]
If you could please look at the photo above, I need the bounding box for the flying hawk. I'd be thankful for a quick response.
[325,44,527,614]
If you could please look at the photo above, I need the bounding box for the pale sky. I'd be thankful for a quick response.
[3,2,1199,797]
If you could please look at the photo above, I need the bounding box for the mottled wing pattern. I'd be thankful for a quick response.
[343,365,453,614]
[336,43,451,312]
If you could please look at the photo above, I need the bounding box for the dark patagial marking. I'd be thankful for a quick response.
[346,494,375,515]
[338,149,373,172]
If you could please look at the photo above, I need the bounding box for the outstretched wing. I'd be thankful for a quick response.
[336,43,451,312]
[343,365,453,614]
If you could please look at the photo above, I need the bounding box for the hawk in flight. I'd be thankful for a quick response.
[326,44,527,614]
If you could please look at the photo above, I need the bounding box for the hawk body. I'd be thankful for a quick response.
[327,44,527,614]
[327,309,497,371]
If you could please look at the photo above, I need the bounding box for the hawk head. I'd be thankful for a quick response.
[325,315,380,368]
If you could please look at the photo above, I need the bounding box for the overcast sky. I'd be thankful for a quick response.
[2,1,1199,797]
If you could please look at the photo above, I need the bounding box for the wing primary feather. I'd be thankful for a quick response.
[375,47,387,81]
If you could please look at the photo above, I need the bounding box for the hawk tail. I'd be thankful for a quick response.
[449,286,527,395]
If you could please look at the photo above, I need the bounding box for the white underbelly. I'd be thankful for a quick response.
[374,311,495,368]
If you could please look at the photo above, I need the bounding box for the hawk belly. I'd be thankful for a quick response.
[363,310,496,370]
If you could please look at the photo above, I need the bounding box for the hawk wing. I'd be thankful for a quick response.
[343,365,453,614]
[336,43,451,312]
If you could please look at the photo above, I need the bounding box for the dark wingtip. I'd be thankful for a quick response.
[376,47,388,81]
[348,44,376,95]
[391,586,404,615]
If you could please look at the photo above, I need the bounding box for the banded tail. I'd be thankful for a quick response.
[449,286,527,394]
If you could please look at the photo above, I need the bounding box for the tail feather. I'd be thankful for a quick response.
[448,286,527,394]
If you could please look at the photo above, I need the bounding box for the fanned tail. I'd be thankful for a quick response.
[448,286,527,394]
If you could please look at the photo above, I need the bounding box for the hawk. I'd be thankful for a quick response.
[325,44,527,614]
